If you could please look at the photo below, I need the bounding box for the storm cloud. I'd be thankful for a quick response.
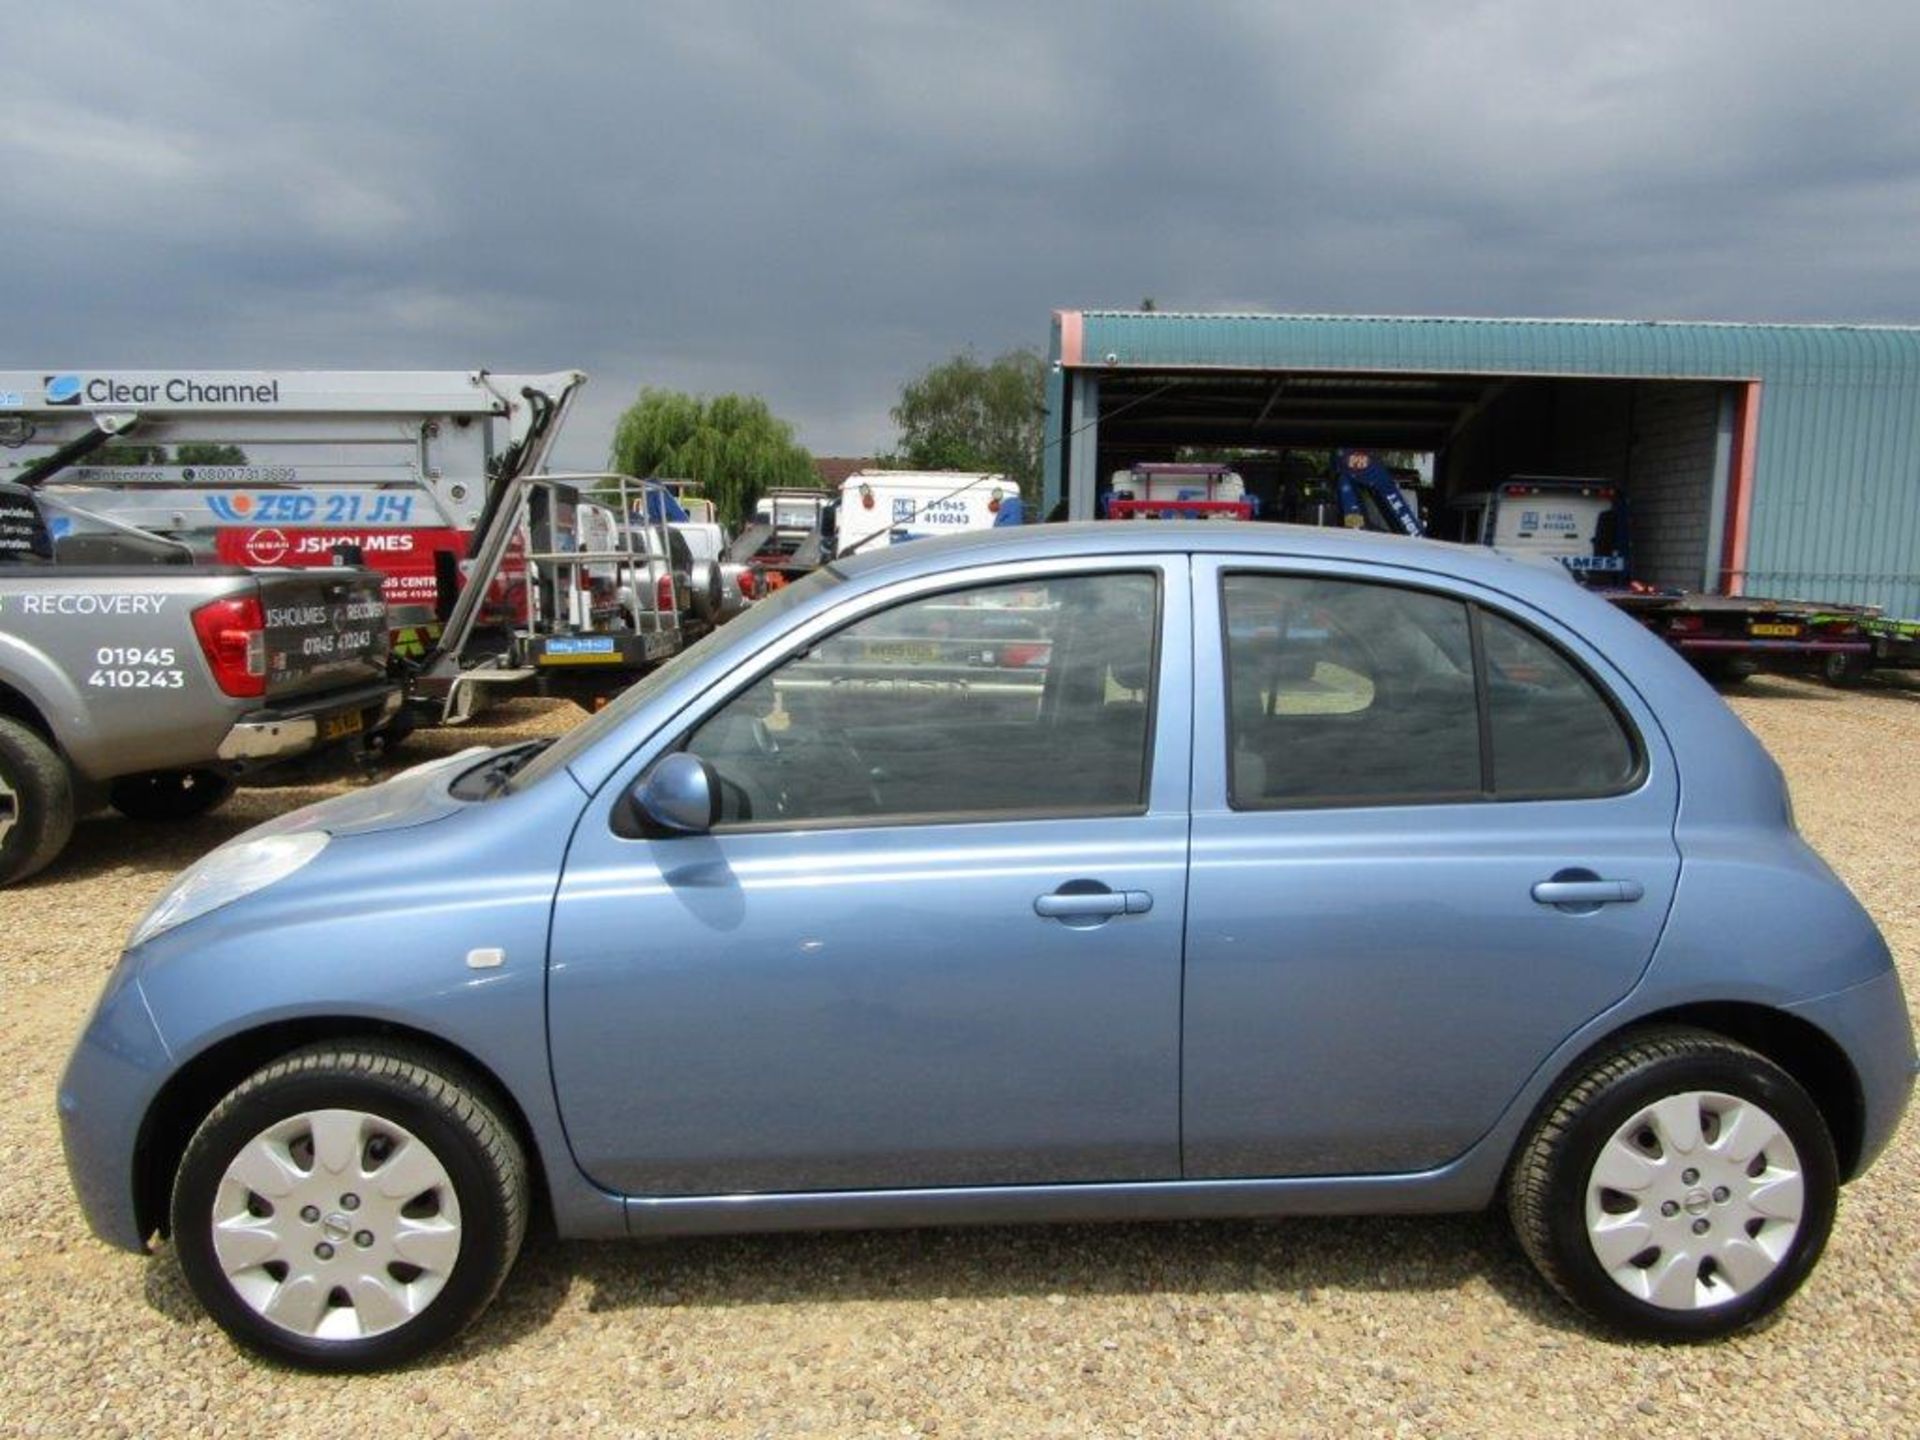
[6,1,1919,463]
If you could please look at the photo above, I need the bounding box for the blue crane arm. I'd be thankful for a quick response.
[1333,450,1425,538]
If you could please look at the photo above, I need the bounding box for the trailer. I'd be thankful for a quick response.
[411,471,718,722]
[1815,614,1920,685]
[1427,469,1875,680]
[726,487,836,590]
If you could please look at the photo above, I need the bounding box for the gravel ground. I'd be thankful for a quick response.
[2,679,1915,1439]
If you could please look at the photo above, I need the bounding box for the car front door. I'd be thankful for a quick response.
[1181,556,1682,1178]
[548,557,1192,1196]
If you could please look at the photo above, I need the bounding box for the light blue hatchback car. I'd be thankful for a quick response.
[61,523,1915,1368]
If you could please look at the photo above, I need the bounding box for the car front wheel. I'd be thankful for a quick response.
[1507,1027,1837,1340]
[170,1043,528,1371]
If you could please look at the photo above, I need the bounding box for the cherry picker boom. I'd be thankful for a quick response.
[0,368,583,647]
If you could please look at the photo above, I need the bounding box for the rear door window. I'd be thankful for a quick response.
[1222,575,1480,806]
[1221,573,1640,808]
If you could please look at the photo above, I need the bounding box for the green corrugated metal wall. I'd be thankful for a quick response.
[1055,312,1920,616]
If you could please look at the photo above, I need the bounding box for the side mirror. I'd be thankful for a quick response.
[630,752,720,835]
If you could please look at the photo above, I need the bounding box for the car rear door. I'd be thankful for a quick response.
[1181,555,1681,1178]
[548,555,1193,1196]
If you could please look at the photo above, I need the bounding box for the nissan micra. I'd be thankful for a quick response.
[61,523,1915,1369]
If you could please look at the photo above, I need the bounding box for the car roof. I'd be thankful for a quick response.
[832,520,1552,593]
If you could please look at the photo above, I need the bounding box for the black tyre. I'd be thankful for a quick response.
[1692,656,1752,687]
[1822,650,1868,688]
[0,715,75,887]
[1508,1026,1836,1341]
[108,769,236,822]
[171,1043,529,1371]
[365,707,417,760]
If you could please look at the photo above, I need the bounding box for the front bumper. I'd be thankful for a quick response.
[58,963,172,1253]
[216,683,402,763]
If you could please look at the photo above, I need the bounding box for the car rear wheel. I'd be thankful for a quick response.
[170,1043,528,1371]
[1507,1026,1836,1340]
[0,716,75,887]
[108,769,235,822]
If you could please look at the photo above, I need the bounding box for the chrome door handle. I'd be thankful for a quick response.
[1034,888,1153,919]
[1531,878,1645,907]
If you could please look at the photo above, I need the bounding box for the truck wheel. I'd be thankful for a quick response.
[109,769,236,822]
[1692,657,1750,687]
[1822,651,1868,688]
[170,1042,529,1371]
[1508,1027,1835,1340]
[0,716,76,887]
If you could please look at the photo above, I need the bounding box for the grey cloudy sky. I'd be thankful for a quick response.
[7,1,1919,465]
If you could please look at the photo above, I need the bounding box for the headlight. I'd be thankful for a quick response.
[128,832,329,949]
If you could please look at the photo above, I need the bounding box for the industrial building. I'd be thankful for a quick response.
[1042,311,1920,617]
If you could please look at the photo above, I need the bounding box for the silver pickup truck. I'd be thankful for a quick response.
[0,484,399,885]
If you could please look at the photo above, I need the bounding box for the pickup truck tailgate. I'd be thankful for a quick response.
[258,569,390,700]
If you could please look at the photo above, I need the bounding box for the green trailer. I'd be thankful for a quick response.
[1815,614,1920,685]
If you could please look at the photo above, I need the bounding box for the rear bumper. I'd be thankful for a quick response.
[216,682,402,762]
[1785,967,1918,1179]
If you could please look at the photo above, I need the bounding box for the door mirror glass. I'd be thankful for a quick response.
[631,752,720,834]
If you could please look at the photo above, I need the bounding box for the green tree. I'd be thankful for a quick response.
[607,388,815,526]
[888,348,1047,502]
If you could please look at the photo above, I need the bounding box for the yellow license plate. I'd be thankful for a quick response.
[1750,622,1801,638]
[320,710,364,741]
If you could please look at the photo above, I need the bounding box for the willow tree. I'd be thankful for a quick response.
[607,388,816,526]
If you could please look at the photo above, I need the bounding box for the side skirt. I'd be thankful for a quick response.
[621,1166,1494,1239]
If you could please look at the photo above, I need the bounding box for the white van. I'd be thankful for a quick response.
[835,471,1023,556]
[1442,477,1626,579]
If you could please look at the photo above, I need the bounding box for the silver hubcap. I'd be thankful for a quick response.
[1586,1090,1804,1310]
[0,767,17,849]
[211,1109,462,1341]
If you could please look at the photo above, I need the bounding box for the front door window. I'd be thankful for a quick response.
[687,571,1160,827]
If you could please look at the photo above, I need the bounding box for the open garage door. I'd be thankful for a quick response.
[1080,370,1741,594]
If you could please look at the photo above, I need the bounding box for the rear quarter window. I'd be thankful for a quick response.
[1479,608,1640,798]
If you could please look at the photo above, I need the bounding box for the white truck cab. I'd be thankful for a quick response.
[1443,477,1625,579]
[834,471,1021,556]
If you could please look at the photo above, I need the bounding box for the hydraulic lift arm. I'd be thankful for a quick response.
[13,411,142,489]
[1333,449,1425,538]
[465,373,583,559]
